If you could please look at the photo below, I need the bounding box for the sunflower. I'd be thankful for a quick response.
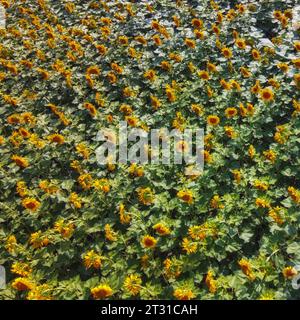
[125,115,138,127]
[141,235,157,249]
[69,192,82,209]
[251,49,261,60]
[282,266,298,279]
[268,77,280,90]
[107,71,117,84]
[292,58,300,68]
[123,274,142,296]
[83,250,103,269]
[153,223,171,236]
[202,150,212,163]
[95,44,107,55]
[144,69,156,82]
[11,262,32,277]
[210,195,224,209]
[78,173,93,190]
[212,24,220,36]
[76,143,90,159]
[127,47,137,58]
[260,87,274,102]
[277,62,289,73]
[47,133,65,144]
[152,34,162,46]
[280,15,288,28]
[255,198,271,208]
[21,60,33,69]
[169,52,183,62]
[128,163,144,178]
[294,41,300,52]
[263,149,276,163]
[173,288,195,300]
[235,38,246,49]
[217,12,223,23]
[173,15,180,27]
[236,3,246,14]
[27,284,53,300]
[54,219,75,238]
[119,203,131,225]
[65,2,75,13]
[12,277,34,291]
[160,61,171,71]
[246,103,255,116]
[240,67,252,78]
[259,292,276,301]
[91,284,113,300]
[191,104,204,116]
[254,180,269,191]
[36,68,50,80]
[207,115,220,126]
[7,114,22,124]
[288,186,300,203]
[239,103,248,117]
[198,70,210,80]
[175,140,190,153]
[194,29,205,40]
[5,235,17,253]
[224,126,237,139]
[118,35,128,46]
[251,80,261,94]
[30,231,50,249]
[231,170,241,184]
[94,178,111,193]
[294,74,300,88]
[83,102,97,117]
[207,62,217,73]
[151,20,160,30]
[16,181,27,197]
[104,224,117,242]
[188,225,206,240]
[164,258,182,279]
[230,80,241,91]
[268,207,284,225]
[11,155,29,168]
[238,259,255,280]
[177,189,194,204]
[207,85,214,97]
[150,95,161,110]
[86,65,101,76]
[138,187,155,206]
[182,238,197,254]
[22,198,40,211]
[185,38,196,49]
[273,10,282,20]
[111,62,123,74]
[191,18,203,29]
[225,107,238,118]
[284,9,293,19]
[205,270,217,293]
[119,104,132,116]
[166,85,176,102]
[135,35,147,45]
[221,47,232,59]
[220,79,232,90]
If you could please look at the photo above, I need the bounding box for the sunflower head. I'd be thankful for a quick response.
[91,284,113,299]
[141,235,157,249]
[260,87,274,102]
[207,115,220,126]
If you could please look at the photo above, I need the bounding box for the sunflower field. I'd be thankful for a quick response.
[0,0,300,301]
